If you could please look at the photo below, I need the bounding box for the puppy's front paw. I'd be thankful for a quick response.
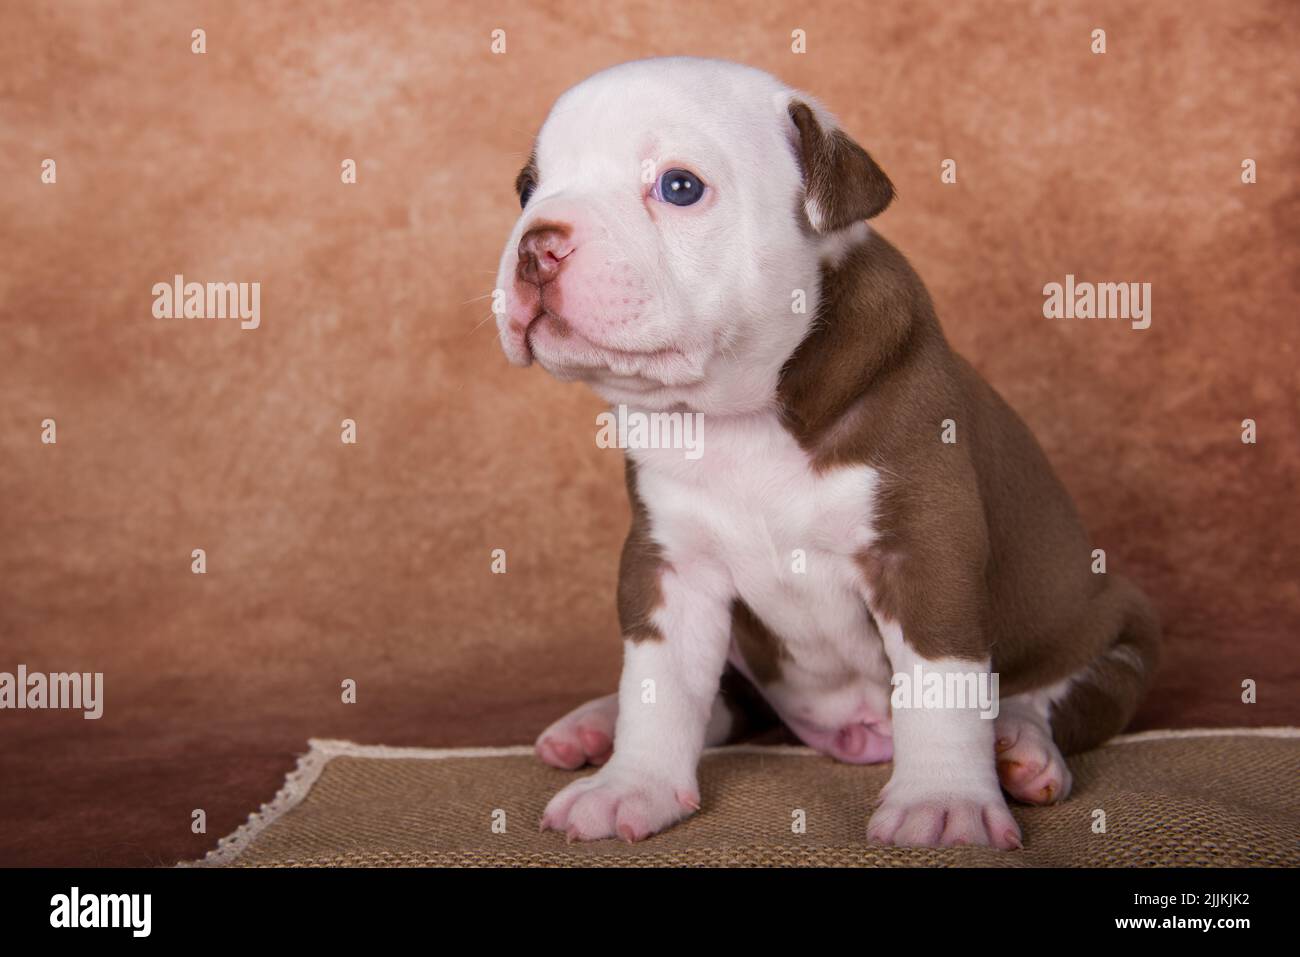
[867,787,1022,850]
[540,764,699,843]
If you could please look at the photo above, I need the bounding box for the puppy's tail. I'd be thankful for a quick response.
[1049,577,1161,755]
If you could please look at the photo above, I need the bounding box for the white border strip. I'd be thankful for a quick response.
[187,726,1300,867]
[1104,727,1300,744]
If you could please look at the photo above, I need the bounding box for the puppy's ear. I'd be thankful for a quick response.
[786,98,894,232]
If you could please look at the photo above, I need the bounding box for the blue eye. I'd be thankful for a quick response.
[656,168,705,206]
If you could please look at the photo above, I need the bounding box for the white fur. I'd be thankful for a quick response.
[870,621,1023,847]
[542,411,895,841]
[495,58,842,416]
[515,59,1024,848]
[541,517,733,840]
[632,414,893,733]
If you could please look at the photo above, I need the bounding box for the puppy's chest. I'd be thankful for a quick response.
[631,415,880,639]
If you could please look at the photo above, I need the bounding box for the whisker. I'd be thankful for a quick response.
[470,311,500,334]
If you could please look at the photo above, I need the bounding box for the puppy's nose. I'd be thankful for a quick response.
[516,224,574,285]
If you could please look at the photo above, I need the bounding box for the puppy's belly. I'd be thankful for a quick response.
[727,576,895,762]
[630,423,894,759]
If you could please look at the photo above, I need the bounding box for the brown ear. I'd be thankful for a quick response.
[788,100,894,232]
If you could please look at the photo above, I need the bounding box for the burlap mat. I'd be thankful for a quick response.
[192,729,1299,867]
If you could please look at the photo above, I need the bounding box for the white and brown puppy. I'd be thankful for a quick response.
[494,57,1159,849]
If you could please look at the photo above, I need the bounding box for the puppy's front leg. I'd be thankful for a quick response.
[541,564,732,843]
[868,622,1022,849]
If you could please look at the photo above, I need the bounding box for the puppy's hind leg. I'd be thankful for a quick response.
[996,577,1160,804]
[535,693,619,770]
[995,688,1074,805]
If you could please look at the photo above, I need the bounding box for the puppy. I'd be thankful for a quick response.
[494,57,1159,849]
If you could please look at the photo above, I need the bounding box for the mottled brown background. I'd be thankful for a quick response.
[1,0,1296,866]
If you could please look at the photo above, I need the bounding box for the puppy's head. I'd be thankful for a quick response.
[494,57,893,414]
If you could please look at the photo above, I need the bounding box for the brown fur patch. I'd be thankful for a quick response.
[778,230,1161,730]
[788,101,894,231]
[616,458,668,642]
[1050,579,1162,753]
[729,599,791,684]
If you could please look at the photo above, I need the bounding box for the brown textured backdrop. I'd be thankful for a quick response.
[1,0,1296,866]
